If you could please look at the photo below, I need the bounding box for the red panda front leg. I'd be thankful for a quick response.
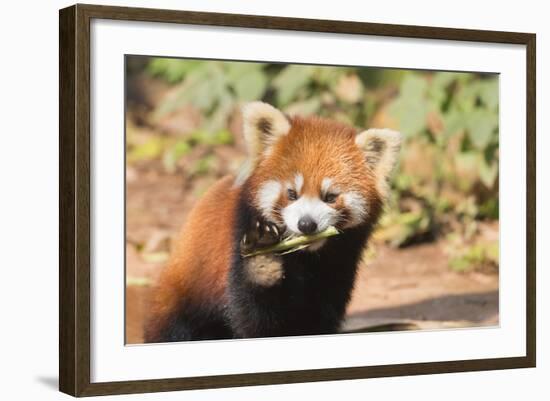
[242,254,284,287]
[240,218,285,287]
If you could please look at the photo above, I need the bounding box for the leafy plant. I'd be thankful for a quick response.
[131,59,499,262]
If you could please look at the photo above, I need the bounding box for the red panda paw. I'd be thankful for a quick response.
[240,218,283,254]
[243,254,285,287]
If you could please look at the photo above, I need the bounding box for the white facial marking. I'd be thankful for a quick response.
[342,192,368,227]
[294,173,304,194]
[257,180,282,219]
[282,196,338,234]
[321,177,333,195]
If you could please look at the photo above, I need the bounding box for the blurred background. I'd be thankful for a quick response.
[125,56,499,344]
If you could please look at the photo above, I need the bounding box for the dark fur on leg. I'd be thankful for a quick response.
[145,301,233,342]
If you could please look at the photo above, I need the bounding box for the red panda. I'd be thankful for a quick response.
[144,101,401,342]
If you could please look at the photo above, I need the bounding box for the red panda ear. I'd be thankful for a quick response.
[355,128,402,196]
[242,102,291,163]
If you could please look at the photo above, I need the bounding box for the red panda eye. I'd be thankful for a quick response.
[324,193,338,203]
[287,189,298,201]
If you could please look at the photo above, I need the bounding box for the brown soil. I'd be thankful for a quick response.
[125,169,498,344]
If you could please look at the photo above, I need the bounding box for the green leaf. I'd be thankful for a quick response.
[443,107,466,138]
[387,74,430,137]
[478,78,499,111]
[450,256,472,272]
[233,69,268,101]
[455,151,478,171]
[486,241,499,262]
[454,81,478,114]
[162,140,192,172]
[479,198,499,219]
[375,210,432,248]
[214,130,234,145]
[192,155,215,175]
[225,63,262,82]
[173,140,192,155]
[388,97,428,138]
[273,65,315,106]
[189,130,232,146]
[313,67,344,86]
[153,69,212,117]
[128,137,164,163]
[401,74,428,98]
[203,91,234,133]
[154,63,229,118]
[147,59,203,83]
[466,109,497,149]
[431,72,460,89]
[448,241,499,272]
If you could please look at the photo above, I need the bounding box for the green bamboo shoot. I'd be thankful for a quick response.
[242,226,340,258]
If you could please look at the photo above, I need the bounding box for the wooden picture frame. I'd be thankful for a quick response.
[59,3,536,397]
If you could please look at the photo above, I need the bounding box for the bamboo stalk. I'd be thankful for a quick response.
[242,226,340,257]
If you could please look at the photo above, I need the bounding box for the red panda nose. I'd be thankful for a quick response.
[298,216,318,235]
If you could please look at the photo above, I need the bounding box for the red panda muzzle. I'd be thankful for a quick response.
[297,215,317,235]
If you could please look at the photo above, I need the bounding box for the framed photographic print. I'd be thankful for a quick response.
[59,3,536,397]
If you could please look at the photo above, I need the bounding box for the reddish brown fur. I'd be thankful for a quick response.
[248,116,380,225]
[146,176,239,340]
[146,115,383,341]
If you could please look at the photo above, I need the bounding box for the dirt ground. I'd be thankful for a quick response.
[125,167,498,344]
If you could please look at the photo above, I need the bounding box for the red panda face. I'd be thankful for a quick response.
[240,102,401,244]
